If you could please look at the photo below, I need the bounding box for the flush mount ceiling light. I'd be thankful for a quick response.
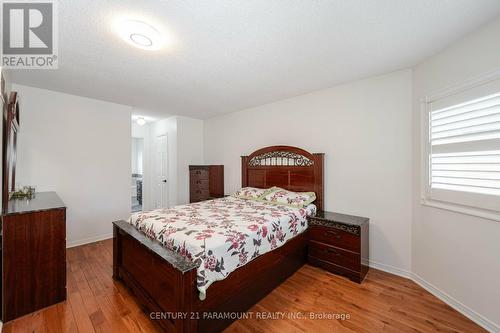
[136,117,146,126]
[114,19,165,51]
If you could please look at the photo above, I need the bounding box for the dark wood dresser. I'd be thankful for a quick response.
[189,165,224,203]
[1,191,66,322]
[308,211,369,283]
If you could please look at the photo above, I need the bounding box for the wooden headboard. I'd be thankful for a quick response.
[241,145,324,210]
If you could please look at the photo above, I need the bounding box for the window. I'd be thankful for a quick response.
[422,74,500,219]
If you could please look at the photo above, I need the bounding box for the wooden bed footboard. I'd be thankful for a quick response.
[113,221,198,332]
[113,220,308,333]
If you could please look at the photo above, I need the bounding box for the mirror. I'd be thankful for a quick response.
[2,91,20,212]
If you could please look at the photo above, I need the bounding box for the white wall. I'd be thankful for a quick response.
[13,84,132,247]
[2,69,12,93]
[204,69,413,272]
[177,116,204,204]
[412,17,500,331]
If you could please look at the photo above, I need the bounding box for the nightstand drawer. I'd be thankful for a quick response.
[309,241,360,271]
[308,257,362,283]
[309,225,360,253]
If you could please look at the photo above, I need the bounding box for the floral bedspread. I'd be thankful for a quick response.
[129,196,316,300]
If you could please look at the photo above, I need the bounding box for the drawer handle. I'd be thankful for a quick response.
[325,231,341,240]
[324,248,341,256]
[196,180,201,184]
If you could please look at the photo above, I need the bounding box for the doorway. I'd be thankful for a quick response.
[131,137,144,212]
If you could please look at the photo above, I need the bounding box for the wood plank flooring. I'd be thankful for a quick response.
[3,239,485,333]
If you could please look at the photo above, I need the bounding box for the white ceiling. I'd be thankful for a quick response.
[8,0,500,119]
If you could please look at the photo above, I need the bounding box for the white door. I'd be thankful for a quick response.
[155,134,169,208]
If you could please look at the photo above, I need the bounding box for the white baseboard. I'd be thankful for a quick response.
[368,259,412,279]
[66,233,113,248]
[369,261,499,332]
[411,273,499,333]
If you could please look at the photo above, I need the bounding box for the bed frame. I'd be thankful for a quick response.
[113,146,324,332]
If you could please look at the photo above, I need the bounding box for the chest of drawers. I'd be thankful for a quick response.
[189,165,224,203]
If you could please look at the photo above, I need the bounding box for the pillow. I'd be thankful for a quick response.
[232,187,272,200]
[261,187,316,208]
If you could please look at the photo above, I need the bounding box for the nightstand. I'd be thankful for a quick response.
[308,211,369,283]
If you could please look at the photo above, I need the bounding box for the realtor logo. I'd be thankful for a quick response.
[1,0,58,69]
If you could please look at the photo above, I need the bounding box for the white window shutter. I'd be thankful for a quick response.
[425,82,500,214]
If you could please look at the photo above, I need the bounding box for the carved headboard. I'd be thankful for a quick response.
[241,145,324,210]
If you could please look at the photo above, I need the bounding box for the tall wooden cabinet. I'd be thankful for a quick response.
[1,191,67,322]
[189,165,224,203]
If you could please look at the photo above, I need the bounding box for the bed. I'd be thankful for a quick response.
[112,145,324,332]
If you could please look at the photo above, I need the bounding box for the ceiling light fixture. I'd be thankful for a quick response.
[114,19,165,51]
[136,117,146,126]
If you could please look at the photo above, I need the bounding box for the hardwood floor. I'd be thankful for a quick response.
[3,239,485,333]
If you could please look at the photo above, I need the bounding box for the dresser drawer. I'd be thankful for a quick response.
[190,169,209,180]
[309,225,360,253]
[191,187,209,197]
[309,240,360,272]
[190,179,209,189]
[190,195,209,203]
